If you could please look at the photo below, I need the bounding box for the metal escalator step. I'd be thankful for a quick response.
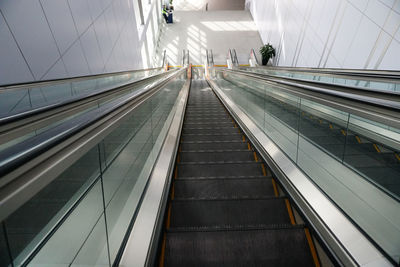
[308,135,345,144]
[185,114,229,119]
[181,141,248,151]
[182,127,239,135]
[170,198,291,227]
[185,108,226,112]
[179,151,254,162]
[183,124,235,130]
[184,116,231,123]
[343,153,388,167]
[345,143,380,154]
[182,133,242,142]
[177,162,264,178]
[165,227,314,267]
[183,121,233,127]
[174,177,275,199]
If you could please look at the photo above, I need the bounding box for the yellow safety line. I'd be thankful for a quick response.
[329,124,333,129]
[253,151,258,162]
[271,178,279,197]
[166,205,172,229]
[247,143,251,150]
[304,228,321,267]
[159,234,166,267]
[239,64,250,66]
[174,165,178,179]
[171,184,175,200]
[192,65,204,67]
[319,119,322,124]
[355,136,361,144]
[242,135,246,142]
[285,199,296,225]
[261,163,267,176]
[395,153,400,162]
[341,129,347,136]
[214,64,227,67]
[373,144,381,153]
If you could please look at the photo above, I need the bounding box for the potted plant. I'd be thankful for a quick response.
[169,0,174,10]
[260,43,276,65]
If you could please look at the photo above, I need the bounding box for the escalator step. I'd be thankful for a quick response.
[185,108,226,112]
[170,198,291,227]
[345,143,380,154]
[165,227,314,267]
[182,133,242,142]
[179,151,254,162]
[184,116,231,122]
[181,141,248,151]
[183,121,234,128]
[182,127,239,135]
[174,177,275,199]
[177,162,264,178]
[344,154,388,167]
[307,135,345,145]
[185,109,226,113]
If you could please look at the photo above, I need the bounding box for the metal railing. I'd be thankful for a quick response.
[250,48,259,66]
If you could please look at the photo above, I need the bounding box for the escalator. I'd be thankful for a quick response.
[159,80,319,266]
[1,64,397,266]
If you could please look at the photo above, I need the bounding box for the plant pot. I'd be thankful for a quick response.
[262,57,270,66]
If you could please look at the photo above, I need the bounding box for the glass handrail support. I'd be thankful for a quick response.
[0,69,176,154]
[212,70,400,264]
[0,69,187,266]
[239,66,400,94]
[0,68,164,121]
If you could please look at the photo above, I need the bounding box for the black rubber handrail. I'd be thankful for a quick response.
[0,68,184,178]
[233,68,400,97]
[245,66,400,80]
[226,69,400,111]
[0,67,163,90]
[0,69,175,126]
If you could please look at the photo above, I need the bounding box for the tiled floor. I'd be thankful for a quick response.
[156,10,263,65]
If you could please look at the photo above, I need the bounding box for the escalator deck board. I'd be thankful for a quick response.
[170,198,291,227]
[165,227,314,267]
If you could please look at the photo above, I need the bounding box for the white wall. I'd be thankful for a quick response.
[246,0,400,70]
[0,0,163,86]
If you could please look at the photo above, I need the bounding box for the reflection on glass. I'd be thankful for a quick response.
[0,69,162,119]
[0,74,185,266]
[0,69,167,154]
[242,67,400,93]
[5,146,100,266]
[215,71,400,263]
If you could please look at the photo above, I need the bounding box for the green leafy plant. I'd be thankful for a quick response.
[260,43,276,65]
